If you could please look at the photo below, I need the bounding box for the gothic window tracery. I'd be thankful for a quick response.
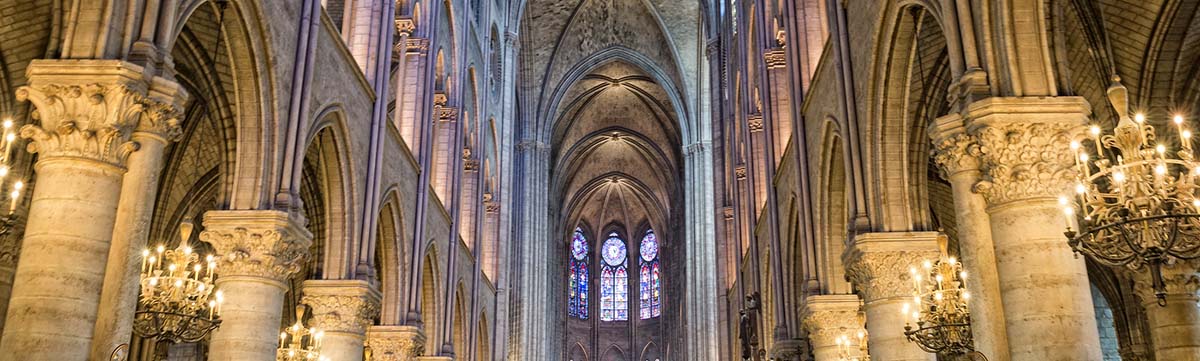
[600,232,629,321]
[639,229,661,319]
[569,228,589,319]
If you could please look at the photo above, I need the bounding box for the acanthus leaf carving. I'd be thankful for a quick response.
[17,83,147,167]
[843,248,936,302]
[971,121,1083,205]
[199,226,312,281]
[930,132,982,179]
[303,293,381,334]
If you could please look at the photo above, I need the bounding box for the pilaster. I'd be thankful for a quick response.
[844,232,938,361]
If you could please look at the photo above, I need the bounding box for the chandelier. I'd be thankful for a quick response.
[902,239,975,357]
[834,331,869,361]
[1061,81,1200,305]
[0,117,24,234]
[133,220,223,346]
[278,306,327,361]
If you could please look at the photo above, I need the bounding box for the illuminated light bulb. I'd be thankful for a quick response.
[168,264,177,273]
[1090,125,1102,136]
[902,303,910,315]
[1064,207,1076,217]
[2,119,12,129]
[1080,153,1090,162]
[1193,199,1200,208]
[1070,140,1080,150]
[157,245,165,253]
[1157,144,1167,154]
[960,271,968,280]
[183,246,192,254]
[174,279,183,287]
[948,257,957,265]
[909,266,917,275]
[923,260,933,269]
[1076,183,1087,194]
[1136,113,1146,123]
[935,292,944,301]
[1176,115,1185,124]
[197,283,205,291]
[963,291,971,300]
[1186,130,1194,139]
[1156,164,1168,175]
[0,166,8,178]
[1114,172,1126,183]
[5,133,13,143]
[142,249,150,258]
[1058,196,1070,206]
[149,278,158,286]
[935,274,944,283]
[12,181,21,191]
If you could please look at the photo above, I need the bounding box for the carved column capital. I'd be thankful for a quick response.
[302,280,382,335]
[367,325,426,360]
[406,38,430,55]
[137,77,189,142]
[964,97,1090,206]
[929,113,982,179]
[843,232,939,302]
[800,294,865,351]
[199,210,313,283]
[748,115,764,132]
[764,49,787,69]
[16,60,155,168]
[395,18,416,37]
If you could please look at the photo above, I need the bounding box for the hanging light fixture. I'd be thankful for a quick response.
[1062,78,1200,305]
[0,117,24,235]
[902,232,975,357]
[132,220,223,352]
[278,306,328,361]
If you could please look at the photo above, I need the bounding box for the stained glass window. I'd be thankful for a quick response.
[640,230,662,319]
[568,229,588,319]
[600,232,628,321]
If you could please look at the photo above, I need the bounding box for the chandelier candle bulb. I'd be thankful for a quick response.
[1064,105,1200,306]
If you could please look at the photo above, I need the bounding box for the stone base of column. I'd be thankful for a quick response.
[801,294,866,361]
[845,232,939,361]
[367,325,426,361]
[303,279,381,361]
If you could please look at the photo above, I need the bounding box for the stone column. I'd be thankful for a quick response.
[929,114,1010,361]
[0,60,148,361]
[844,232,939,361]
[966,97,1101,361]
[800,294,866,361]
[303,279,382,361]
[91,76,188,361]
[1132,266,1200,361]
[366,325,425,361]
[200,210,312,361]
